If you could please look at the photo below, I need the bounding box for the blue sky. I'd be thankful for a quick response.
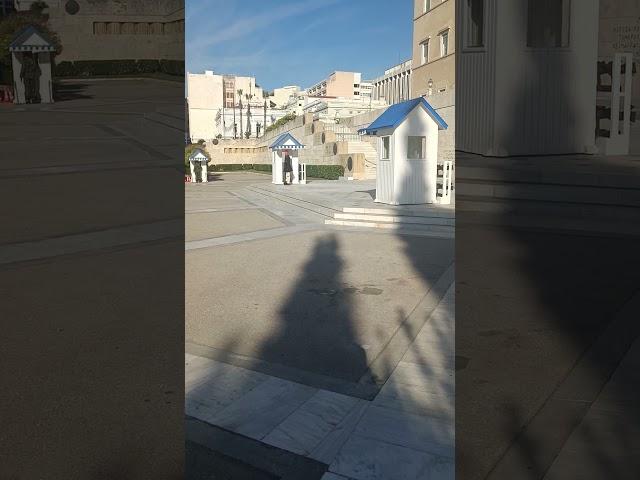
[186,0,413,91]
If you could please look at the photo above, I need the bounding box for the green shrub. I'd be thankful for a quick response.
[206,164,340,179]
[265,112,296,134]
[52,59,185,77]
[306,165,344,180]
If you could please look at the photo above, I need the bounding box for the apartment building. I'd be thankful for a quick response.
[307,71,371,99]
[372,59,412,105]
[412,0,455,97]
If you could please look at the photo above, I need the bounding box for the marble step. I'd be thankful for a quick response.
[342,206,454,218]
[456,179,640,207]
[325,219,454,236]
[333,212,454,226]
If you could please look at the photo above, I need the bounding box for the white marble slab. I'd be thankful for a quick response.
[354,405,453,458]
[310,401,369,465]
[330,433,454,480]
[211,377,317,440]
[263,389,361,455]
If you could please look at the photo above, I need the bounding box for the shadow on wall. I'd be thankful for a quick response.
[455,2,640,479]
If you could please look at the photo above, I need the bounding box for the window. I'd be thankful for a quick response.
[421,40,429,65]
[407,136,426,159]
[423,0,431,13]
[440,29,449,56]
[465,0,484,47]
[527,0,570,47]
[381,136,390,160]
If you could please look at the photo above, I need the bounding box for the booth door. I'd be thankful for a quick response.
[397,159,437,204]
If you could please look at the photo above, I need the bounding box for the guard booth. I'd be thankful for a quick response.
[188,148,209,183]
[9,26,55,104]
[359,97,447,205]
[270,133,305,184]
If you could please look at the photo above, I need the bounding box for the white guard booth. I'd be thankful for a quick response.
[9,26,55,104]
[359,97,448,205]
[270,133,305,185]
[188,148,209,183]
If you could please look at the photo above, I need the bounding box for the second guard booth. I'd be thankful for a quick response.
[359,97,448,205]
[270,133,306,185]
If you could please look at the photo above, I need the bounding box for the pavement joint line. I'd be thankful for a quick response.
[245,186,336,219]
[186,206,261,214]
[0,218,182,266]
[485,287,640,479]
[185,224,324,251]
[0,161,180,178]
[95,123,174,160]
[359,263,455,388]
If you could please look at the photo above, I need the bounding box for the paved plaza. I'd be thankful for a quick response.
[185,172,455,479]
[1,78,185,479]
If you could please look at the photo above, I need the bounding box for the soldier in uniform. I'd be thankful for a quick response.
[20,53,41,104]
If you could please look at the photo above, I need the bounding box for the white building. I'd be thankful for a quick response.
[457,0,599,156]
[271,85,301,108]
[360,97,448,205]
[187,70,287,141]
[373,60,413,105]
[303,96,388,122]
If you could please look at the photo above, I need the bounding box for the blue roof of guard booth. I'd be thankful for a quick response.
[358,97,448,135]
[269,132,305,150]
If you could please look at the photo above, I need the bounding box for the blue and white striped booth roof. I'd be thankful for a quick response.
[269,132,305,150]
[9,26,56,52]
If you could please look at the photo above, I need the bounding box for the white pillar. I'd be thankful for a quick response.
[11,52,25,104]
[292,154,299,184]
[190,161,196,183]
[201,161,208,182]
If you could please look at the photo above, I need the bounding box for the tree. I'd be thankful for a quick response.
[237,89,243,141]
[262,91,269,136]
[0,6,62,85]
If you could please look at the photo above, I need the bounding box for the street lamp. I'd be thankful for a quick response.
[427,78,434,96]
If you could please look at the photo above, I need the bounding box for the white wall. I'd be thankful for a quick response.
[492,0,599,155]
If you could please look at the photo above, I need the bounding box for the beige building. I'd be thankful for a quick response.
[372,59,412,105]
[16,0,184,63]
[271,85,301,108]
[307,71,371,99]
[411,0,455,97]
[187,70,288,142]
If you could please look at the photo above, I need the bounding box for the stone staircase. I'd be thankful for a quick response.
[324,206,454,237]
[346,140,378,179]
[455,153,640,236]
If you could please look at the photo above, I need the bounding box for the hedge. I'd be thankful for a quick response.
[207,164,344,180]
[53,59,184,77]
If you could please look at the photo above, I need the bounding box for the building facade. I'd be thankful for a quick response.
[187,70,288,142]
[372,59,412,105]
[303,96,388,121]
[412,0,455,98]
[307,71,371,99]
[271,85,301,108]
[15,0,184,63]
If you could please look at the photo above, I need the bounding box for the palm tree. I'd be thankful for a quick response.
[262,91,269,136]
[232,91,237,139]
[245,93,253,138]
[237,89,243,140]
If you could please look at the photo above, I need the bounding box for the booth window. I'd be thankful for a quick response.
[407,136,426,159]
[381,136,390,160]
[465,0,484,48]
[527,0,570,48]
